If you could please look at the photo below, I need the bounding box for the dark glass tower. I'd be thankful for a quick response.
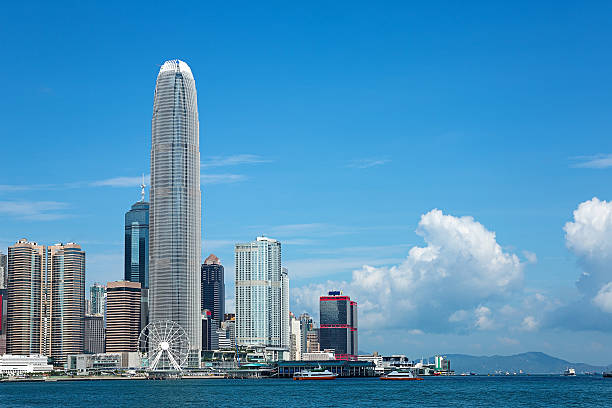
[319,291,358,360]
[201,254,225,325]
[125,200,149,289]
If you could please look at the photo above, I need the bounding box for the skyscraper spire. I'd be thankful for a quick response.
[140,173,146,202]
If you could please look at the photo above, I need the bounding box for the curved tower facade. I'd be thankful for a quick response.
[150,60,202,357]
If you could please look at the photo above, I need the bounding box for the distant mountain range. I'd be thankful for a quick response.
[437,352,612,374]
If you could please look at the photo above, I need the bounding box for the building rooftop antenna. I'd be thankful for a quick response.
[140,174,146,202]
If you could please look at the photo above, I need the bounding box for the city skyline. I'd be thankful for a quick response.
[2,1,612,365]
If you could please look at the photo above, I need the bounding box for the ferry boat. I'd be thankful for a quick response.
[293,367,337,381]
[563,368,576,376]
[380,370,424,381]
[603,372,612,378]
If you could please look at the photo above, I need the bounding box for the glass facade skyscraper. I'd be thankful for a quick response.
[201,254,225,324]
[149,59,202,359]
[124,201,149,288]
[319,291,358,360]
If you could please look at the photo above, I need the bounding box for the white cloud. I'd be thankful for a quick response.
[201,174,246,184]
[475,306,495,330]
[0,201,70,221]
[202,154,271,168]
[347,158,391,169]
[564,197,612,296]
[593,282,612,313]
[521,316,539,331]
[292,209,524,333]
[544,197,612,331]
[572,154,612,169]
[522,250,537,264]
[91,175,149,187]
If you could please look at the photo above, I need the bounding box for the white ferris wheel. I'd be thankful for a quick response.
[138,320,191,371]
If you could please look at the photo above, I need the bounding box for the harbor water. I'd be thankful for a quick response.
[2,376,612,407]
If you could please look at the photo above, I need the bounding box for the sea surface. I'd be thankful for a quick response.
[2,376,611,407]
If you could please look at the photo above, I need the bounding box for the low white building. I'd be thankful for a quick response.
[0,354,53,376]
[301,350,336,361]
[67,352,141,373]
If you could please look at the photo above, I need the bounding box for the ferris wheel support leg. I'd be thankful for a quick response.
[150,349,164,370]
[167,350,182,371]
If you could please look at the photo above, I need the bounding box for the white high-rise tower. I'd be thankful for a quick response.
[149,59,202,363]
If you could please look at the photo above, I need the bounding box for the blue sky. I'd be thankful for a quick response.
[2,1,612,364]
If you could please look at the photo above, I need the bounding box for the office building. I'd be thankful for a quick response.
[299,313,314,354]
[106,281,141,353]
[306,329,320,352]
[201,254,224,324]
[48,243,86,365]
[125,194,149,289]
[6,239,46,355]
[201,310,218,351]
[0,288,6,354]
[281,267,290,349]
[84,315,105,354]
[90,283,106,317]
[319,291,358,360]
[0,252,6,289]
[221,318,236,348]
[289,313,301,360]
[235,237,284,347]
[149,59,202,363]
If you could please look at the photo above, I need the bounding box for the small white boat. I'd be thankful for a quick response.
[380,370,423,381]
[563,368,576,376]
[293,367,337,380]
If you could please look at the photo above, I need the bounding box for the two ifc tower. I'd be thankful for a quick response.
[147,59,202,364]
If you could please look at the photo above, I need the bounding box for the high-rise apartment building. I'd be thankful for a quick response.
[319,291,358,360]
[84,315,105,354]
[201,254,224,324]
[90,283,106,317]
[7,239,46,355]
[125,199,149,289]
[105,281,141,353]
[6,240,85,365]
[47,243,86,365]
[149,59,202,363]
[235,237,288,347]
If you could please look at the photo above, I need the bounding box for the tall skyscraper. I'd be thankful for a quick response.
[6,239,45,355]
[125,192,149,289]
[105,281,141,353]
[47,243,86,365]
[319,291,358,360]
[149,59,202,362]
[201,254,225,324]
[281,268,290,349]
[90,283,106,316]
[235,237,286,347]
